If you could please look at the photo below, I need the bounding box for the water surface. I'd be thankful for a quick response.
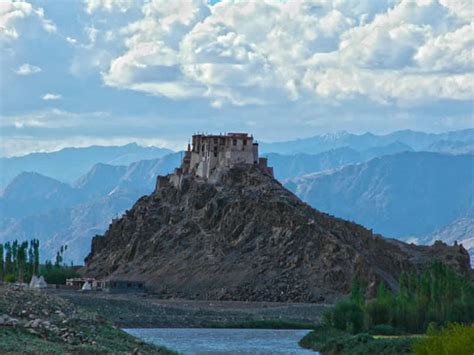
[124,328,316,354]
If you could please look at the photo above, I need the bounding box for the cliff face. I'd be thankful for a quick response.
[84,166,471,302]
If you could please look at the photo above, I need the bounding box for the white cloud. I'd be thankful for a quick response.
[0,1,56,41]
[84,0,137,14]
[88,0,473,108]
[66,36,77,44]
[42,93,62,100]
[15,63,41,75]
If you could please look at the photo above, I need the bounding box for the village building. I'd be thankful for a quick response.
[66,277,96,289]
[175,133,273,179]
[93,279,145,293]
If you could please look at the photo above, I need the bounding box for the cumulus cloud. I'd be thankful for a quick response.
[0,0,56,41]
[84,0,137,14]
[85,0,473,108]
[42,93,62,100]
[15,63,41,75]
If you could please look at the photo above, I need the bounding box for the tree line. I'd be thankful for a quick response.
[0,239,40,282]
[0,240,77,284]
[324,261,474,334]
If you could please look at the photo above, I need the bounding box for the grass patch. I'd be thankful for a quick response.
[299,325,414,355]
[413,323,474,355]
[208,319,315,329]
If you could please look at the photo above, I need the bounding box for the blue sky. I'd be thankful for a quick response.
[0,0,472,156]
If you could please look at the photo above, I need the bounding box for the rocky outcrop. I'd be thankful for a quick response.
[84,166,472,302]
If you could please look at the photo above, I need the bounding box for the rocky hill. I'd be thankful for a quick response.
[83,166,471,302]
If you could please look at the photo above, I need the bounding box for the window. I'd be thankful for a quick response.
[220,138,225,145]
[233,139,237,146]
[213,138,218,145]
[213,146,218,157]
[243,139,247,146]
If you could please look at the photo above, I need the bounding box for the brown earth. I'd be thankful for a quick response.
[83,166,472,303]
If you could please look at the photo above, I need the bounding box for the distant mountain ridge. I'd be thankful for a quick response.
[0,153,181,263]
[285,151,474,239]
[266,142,413,180]
[0,143,173,189]
[260,128,474,155]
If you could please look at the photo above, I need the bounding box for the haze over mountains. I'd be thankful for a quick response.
[0,143,172,189]
[0,129,473,264]
[285,152,474,239]
[0,154,181,262]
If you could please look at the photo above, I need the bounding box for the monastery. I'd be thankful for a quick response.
[175,133,273,179]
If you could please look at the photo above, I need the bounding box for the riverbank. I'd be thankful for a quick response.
[52,289,330,328]
[299,326,415,354]
[0,285,174,354]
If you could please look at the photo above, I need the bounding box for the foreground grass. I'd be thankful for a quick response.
[209,319,315,329]
[413,323,474,355]
[299,325,414,354]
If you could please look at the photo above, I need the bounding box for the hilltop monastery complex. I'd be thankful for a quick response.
[176,133,273,179]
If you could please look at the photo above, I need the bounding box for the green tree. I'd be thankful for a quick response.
[16,241,28,282]
[351,274,365,306]
[12,240,18,276]
[4,242,13,277]
[0,243,4,280]
[32,239,40,275]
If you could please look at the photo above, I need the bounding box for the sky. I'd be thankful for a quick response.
[0,0,473,157]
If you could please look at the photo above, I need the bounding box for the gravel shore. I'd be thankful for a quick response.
[52,289,331,328]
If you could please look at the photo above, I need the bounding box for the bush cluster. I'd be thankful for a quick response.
[324,261,474,335]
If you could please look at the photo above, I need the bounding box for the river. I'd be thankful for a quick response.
[124,328,316,354]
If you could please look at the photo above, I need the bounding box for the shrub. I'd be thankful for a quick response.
[328,300,365,334]
[3,274,16,283]
[365,300,392,327]
[413,323,474,355]
[40,267,79,285]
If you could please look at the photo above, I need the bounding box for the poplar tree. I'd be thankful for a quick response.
[5,242,12,276]
[0,243,4,280]
[33,239,40,275]
[12,240,18,276]
[17,241,28,282]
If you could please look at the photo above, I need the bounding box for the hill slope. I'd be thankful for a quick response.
[83,166,471,302]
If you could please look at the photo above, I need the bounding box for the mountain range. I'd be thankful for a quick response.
[260,129,474,155]
[0,153,181,263]
[285,151,474,238]
[0,143,172,189]
[0,129,473,264]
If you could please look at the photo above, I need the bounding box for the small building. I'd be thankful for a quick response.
[66,277,96,289]
[94,279,146,293]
